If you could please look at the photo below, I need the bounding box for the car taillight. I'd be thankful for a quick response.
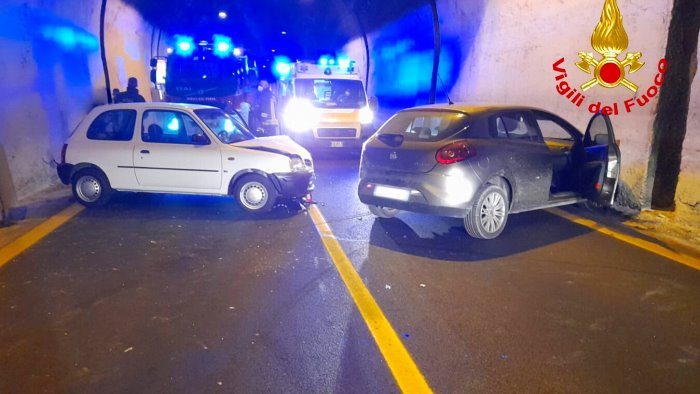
[60,144,68,164]
[436,140,475,164]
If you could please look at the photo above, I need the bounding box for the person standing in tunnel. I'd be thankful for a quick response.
[251,80,274,135]
[115,77,146,103]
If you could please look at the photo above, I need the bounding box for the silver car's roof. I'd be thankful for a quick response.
[401,103,550,115]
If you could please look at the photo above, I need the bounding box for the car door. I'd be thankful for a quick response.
[133,109,222,191]
[581,113,621,205]
[490,111,552,211]
[81,109,139,189]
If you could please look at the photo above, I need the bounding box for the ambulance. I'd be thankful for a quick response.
[277,58,376,150]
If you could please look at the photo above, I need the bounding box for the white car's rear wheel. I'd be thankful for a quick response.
[464,184,509,239]
[368,205,399,219]
[72,168,112,207]
[235,174,278,213]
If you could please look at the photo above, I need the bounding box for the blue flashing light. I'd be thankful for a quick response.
[174,35,195,56]
[328,58,336,65]
[213,34,233,58]
[276,62,291,76]
[273,56,293,79]
[319,56,329,66]
[167,118,180,131]
[338,57,351,70]
[224,119,234,132]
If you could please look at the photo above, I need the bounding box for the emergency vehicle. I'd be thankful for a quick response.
[151,34,249,112]
[277,59,375,150]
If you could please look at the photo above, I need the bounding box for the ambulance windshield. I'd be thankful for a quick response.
[294,79,367,109]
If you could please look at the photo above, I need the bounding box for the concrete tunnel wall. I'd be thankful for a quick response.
[346,0,700,208]
[0,0,154,208]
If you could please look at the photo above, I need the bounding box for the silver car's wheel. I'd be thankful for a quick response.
[464,184,509,239]
[234,174,278,213]
[71,168,112,207]
[368,205,399,218]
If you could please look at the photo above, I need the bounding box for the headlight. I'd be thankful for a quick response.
[359,106,374,125]
[290,156,306,172]
[284,98,319,132]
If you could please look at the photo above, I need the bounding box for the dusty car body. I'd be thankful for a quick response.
[358,104,620,239]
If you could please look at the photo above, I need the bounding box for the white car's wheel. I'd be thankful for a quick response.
[464,184,509,239]
[368,205,399,219]
[72,168,112,207]
[235,174,278,213]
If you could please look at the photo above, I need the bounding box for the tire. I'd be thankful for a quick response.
[464,184,509,239]
[71,168,113,207]
[368,205,399,219]
[234,174,278,213]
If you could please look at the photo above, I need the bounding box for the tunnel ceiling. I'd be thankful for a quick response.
[124,0,429,59]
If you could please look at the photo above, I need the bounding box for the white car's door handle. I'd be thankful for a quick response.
[227,157,235,161]
[140,150,150,154]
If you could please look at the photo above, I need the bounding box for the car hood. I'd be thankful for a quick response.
[232,136,312,161]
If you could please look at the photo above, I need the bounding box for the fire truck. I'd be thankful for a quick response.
[277,58,376,150]
[151,34,250,112]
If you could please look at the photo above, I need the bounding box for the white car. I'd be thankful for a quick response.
[57,103,315,213]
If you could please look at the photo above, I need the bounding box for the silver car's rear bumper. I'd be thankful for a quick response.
[358,165,482,218]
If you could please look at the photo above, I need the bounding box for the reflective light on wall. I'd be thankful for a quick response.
[218,11,227,19]
[39,25,98,52]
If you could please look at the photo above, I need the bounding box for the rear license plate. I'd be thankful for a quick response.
[373,185,410,201]
[330,141,344,148]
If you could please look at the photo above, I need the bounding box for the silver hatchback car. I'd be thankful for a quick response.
[358,104,621,239]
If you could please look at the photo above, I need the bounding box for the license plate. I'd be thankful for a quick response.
[373,185,410,201]
[330,141,344,148]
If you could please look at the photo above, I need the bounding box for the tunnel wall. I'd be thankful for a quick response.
[347,0,699,207]
[0,0,153,204]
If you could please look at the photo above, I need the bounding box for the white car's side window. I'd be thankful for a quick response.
[86,110,136,141]
[141,110,210,145]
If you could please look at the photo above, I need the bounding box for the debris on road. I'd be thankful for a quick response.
[124,347,133,353]
[385,284,391,290]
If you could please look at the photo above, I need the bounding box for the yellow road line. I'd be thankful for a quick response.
[0,203,84,269]
[307,205,433,394]
[549,208,700,271]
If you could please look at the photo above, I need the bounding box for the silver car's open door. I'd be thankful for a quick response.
[582,113,621,205]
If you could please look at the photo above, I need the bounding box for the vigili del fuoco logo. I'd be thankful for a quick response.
[551,0,667,115]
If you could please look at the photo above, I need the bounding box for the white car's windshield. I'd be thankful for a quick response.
[194,108,255,144]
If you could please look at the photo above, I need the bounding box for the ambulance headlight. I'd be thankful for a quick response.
[359,106,374,125]
[284,98,318,132]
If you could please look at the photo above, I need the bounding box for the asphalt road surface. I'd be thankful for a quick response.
[1,156,699,393]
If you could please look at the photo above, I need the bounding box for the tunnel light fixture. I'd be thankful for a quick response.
[218,11,228,19]
[233,47,243,57]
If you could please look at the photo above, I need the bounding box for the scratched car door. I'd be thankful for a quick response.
[491,111,552,211]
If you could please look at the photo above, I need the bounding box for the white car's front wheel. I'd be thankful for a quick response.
[234,174,278,213]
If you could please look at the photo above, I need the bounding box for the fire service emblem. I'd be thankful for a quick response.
[575,0,644,92]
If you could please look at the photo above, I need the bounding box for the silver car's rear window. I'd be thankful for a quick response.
[377,111,469,142]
